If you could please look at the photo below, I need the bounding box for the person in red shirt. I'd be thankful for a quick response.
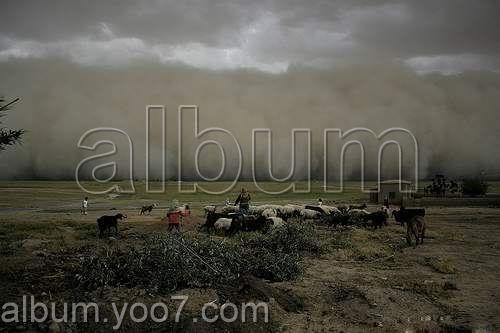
[167,208,181,233]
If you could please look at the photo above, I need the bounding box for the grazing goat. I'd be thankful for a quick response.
[203,205,216,215]
[250,204,280,215]
[278,204,302,219]
[203,211,228,231]
[139,203,157,215]
[379,206,390,218]
[321,211,349,227]
[262,204,282,211]
[249,205,264,215]
[321,205,341,216]
[392,207,425,226]
[214,218,234,233]
[220,205,239,214]
[97,213,127,238]
[305,204,340,218]
[364,211,388,229]
[338,205,349,214]
[406,215,426,247]
[214,214,248,235]
[348,208,370,218]
[234,214,269,232]
[262,208,278,218]
[215,214,283,234]
[267,216,285,228]
[300,208,322,221]
[349,203,367,210]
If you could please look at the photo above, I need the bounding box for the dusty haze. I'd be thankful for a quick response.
[1,59,499,181]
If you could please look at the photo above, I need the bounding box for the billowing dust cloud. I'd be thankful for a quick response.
[1,59,499,181]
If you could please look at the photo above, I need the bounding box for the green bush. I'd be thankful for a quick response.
[70,223,320,293]
[239,222,323,254]
[462,178,489,196]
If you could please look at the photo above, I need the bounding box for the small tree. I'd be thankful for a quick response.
[0,97,24,151]
[462,177,489,196]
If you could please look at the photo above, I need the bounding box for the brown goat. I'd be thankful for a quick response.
[406,215,426,247]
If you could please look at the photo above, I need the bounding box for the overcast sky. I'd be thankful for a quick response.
[2,0,500,74]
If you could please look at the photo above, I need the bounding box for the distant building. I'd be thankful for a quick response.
[369,180,414,205]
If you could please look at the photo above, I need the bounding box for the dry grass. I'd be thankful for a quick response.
[425,257,457,274]
[330,226,407,261]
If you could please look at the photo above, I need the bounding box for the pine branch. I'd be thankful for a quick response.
[0,97,20,113]
[0,97,24,151]
[0,129,25,150]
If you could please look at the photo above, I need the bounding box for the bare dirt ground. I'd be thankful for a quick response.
[1,192,500,332]
[273,207,500,332]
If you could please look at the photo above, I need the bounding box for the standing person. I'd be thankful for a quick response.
[81,197,88,215]
[167,208,181,233]
[234,187,251,215]
[383,195,389,208]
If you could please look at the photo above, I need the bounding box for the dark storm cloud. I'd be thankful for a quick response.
[345,1,500,57]
[1,0,261,46]
[1,1,499,72]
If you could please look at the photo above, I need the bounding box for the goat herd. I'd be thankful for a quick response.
[201,203,427,247]
[96,202,427,248]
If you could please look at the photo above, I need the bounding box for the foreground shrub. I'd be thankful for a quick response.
[70,223,320,293]
[239,222,323,254]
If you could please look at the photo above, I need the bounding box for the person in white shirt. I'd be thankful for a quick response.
[81,197,88,215]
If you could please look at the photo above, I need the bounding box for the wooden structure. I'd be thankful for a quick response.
[369,180,414,205]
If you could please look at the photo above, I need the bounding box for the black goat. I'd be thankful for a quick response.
[139,204,156,215]
[392,207,425,226]
[97,213,127,238]
[349,203,367,210]
[233,214,270,232]
[364,211,388,229]
[202,211,228,232]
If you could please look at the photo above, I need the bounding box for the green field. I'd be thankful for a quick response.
[0,180,372,211]
[1,180,499,212]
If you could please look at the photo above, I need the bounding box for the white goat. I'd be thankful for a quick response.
[214,218,233,231]
[300,208,321,220]
[221,205,239,214]
[203,205,216,215]
[277,205,301,218]
[248,205,259,215]
[267,217,285,228]
[262,208,278,218]
[379,206,390,218]
[321,205,341,215]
